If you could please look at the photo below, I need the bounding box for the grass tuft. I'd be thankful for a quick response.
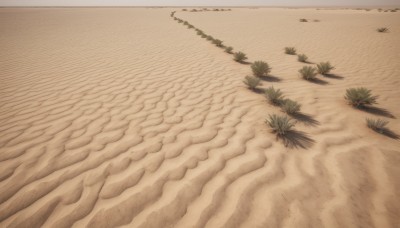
[366,118,389,134]
[265,114,296,135]
[299,66,318,80]
[297,54,308,63]
[243,76,261,90]
[345,87,378,108]
[251,61,271,77]
[233,52,248,62]
[281,99,301,114]
[317,62,335,75]
[265,86,285,105]
[285,47,297,55]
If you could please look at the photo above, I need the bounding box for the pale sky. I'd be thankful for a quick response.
[0,0,399,6]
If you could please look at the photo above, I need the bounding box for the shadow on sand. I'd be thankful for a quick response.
[361,106,396,119]
[277,130,315,149]
[260,75,282,82]
[290,112,320,127]
[323,73,344,80]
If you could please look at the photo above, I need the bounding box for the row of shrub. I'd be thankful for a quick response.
[182,8,232,12]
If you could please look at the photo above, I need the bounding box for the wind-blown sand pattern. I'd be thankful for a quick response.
[1,7,400,228]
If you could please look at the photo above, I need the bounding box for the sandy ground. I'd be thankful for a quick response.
[0,7,399,228]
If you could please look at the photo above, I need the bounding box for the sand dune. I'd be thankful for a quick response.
[0,7,399,228]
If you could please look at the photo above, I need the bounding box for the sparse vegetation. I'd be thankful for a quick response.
[297,54,308,63]
[212,39,223,47]
[197,30,204,35]
[299,66,318,80]
[206,35,214,41]
[265,114,296,135]
[201,34,207,38]
[243,76,261,90]
[265,86,285,105]
[317,62,335,75]
[345,87,378,108]
[366,118,389,134]
[233,52,248,62]
[225,46,233,53]
[251,61,271,77]
[285,47,297,55]
[281,99,301,114]
[299,18,308,22]
[377,27,389,32]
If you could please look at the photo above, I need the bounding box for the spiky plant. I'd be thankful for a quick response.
[366,118,389,134]
[299,18,308,22]
[299,66,318,80]
[265,114,296,136]
[345,87,378,108]
[297,54,308,63]
[281,99,301,115]
[233,52,248,62]
[212,39,223,47]
[251,61,271,77]
[285,47,297,55]
[243,76,261,91]
[377,27,389,32]
[225,46,233,53]
[317,62,335,75]
[265,86,285,105]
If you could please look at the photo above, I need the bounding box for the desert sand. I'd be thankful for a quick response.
[0,7,399,228]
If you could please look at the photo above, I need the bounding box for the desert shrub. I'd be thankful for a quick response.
[188,25,194,29]
[317,62,335,75]
[233,52,248,62]
[182,9,187,11]
[206,35,214,41]
[299,66,317,80]
[366,118,389,133]
[299,18,308,22]
[251,61,271,77]
[265,114,296,135]
[313,19,320,22]
[225,46,233,53]
[377,27,389,32]
[281,99,301,114]
[297,54,308,63]
[345,87,378,108]
[177,19,183,23]
[170,12,176,17]
[201,34,207,38]
[212,39,223,47]
[265,86,285,105]
[197,30,204,35]
[285,47,297,55]
[243,76,261,90]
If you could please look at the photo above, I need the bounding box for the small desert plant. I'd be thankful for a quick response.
[345,87,378,108]
[317,62,335,75]
[182,9,187,11]
[285,47,297,55]
[212,39,223,47]
[366,118,389,134]
[183,21,189,25]
[188,25,194,29]
[197,30,204,35]
[233,52,248,62]
[299,18,308,22]
[377,27,389,32]
[265,114,296,135]
[313,19,320,22]
[281,99,301,114]
[299,66,318,80]
[265,86,285,105]
[225,46,233,53]
[251,61,271,77]
[177,20,183,23]
[297,54,308,63]
[243,76,261,90]
[201,34,207,38]
[206,35,214,41]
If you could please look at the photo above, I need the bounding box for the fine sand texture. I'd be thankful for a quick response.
[1,7,400,228]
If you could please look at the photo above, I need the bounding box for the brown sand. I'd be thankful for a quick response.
[0,7,399,228]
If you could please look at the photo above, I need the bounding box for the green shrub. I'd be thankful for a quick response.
[345,87,378,108]
[225,46,233,53]
[265,86,285,105]
[377,27,389,32]
[251,61,271,77]
[281,99,301,114]
[233,52,248,62]
[285,47,297,55]
[297,54,308,63]
[317,62,335,75]
[212,39,223,47]
[299,18,308,22]
[299,66,318,80]
[366,118,389,134]
[265,114,296,135]
[243,76,261,90]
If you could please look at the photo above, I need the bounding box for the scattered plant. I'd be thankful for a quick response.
[345,87,378,108]
[285,47,297,55]
[366,118,389,134]
[299,18,308,22]
[265,86,285,105]
[377,27,389,32]
[265,114,296,135]
[316,62,335,75]
[212,39,223,47]
[233,52,248,62]
[243,76,261,90]
[297,54,308,63]
[225,46,233,53]
[251,61,271,77]
[299,66,318,80]
[281,99,301,114]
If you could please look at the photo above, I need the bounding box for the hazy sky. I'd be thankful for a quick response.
[0,0,399,6]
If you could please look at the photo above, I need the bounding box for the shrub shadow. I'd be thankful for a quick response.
[252,88,265,94]
[260,75,282,82]
[360,106,396,119]
[380,128,400,139]
[323,74,344,80]
[277,130,315,149]
[308,78,329,85]
[290,112,320,127]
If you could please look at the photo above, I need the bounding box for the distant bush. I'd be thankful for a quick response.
[313,19,320,22]
[297,54,308,63]
[225,46,233,53]
[299,66,318,80]
[265,86,285,105]
[233,52,248,62]
[285,47,297,55]
[183,21,189,25]
[197,30,204,35]
[243,76,261,90]
[317,62,335,75]
[182,9,187,11]
[177,19,183,23]
[299,18,308,22]
[366,118,389,134]
[201,34,207,38]
[281,99,301,114]
[188,25,194,29]
[206,35,214,41]
[265,114,296,135]
[345,87,378,108]
[377,27,389,32]
[212,39,224,47]
[251,61,271,77]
